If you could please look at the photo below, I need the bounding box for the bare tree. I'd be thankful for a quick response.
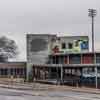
[0,36,18,62]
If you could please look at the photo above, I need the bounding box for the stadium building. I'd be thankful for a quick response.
[26,34,100,88]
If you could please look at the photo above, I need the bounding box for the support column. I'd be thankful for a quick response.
[94,53,98,89]
[79,68,83,87]
[48,68,51,79]
[68,54,69,64]
[95,66,98,89]
[8,68,11,78]
[0,69,1,77]
[38,67,40,79]
[44,67,46,79]
[37,67,41,80]
[81,54,82,64]
[63,68,65,83]
[71,69,72,75]
[33,66,35,80]
[61,65,63,85]
[43,67,46,80]
[56,67,59,85]
[26,63,33,81]
[37,66,39,80]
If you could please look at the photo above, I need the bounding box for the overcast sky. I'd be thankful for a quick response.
[0,0,100,61]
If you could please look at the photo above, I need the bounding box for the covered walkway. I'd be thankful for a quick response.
[32,64,100,88]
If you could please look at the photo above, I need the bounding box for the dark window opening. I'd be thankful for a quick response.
[62,43,66,49]
[75,41,79,47]
[68,43,73,49]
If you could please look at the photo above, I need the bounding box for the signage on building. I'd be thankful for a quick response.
[50,36,89,54]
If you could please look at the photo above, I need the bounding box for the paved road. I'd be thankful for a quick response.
[0,87,100,100]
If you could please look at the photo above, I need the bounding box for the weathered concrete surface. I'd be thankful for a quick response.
[0,87,100,100]
[0,82,100,100]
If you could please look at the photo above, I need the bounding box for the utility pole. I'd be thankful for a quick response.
[88,9,97,52]
[88,9,97,88]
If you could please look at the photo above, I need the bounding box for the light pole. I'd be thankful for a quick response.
[88,9,97,52]
[88,9,97,88]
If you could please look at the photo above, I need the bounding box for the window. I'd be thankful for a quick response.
[62,43,66,49]
[69,55,81,64]
[96,54,100,63]
[68,43,73,49]
[75,41,79,47]
[81,41,88,49]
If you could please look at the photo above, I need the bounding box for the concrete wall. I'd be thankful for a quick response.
[27,34,56,64]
